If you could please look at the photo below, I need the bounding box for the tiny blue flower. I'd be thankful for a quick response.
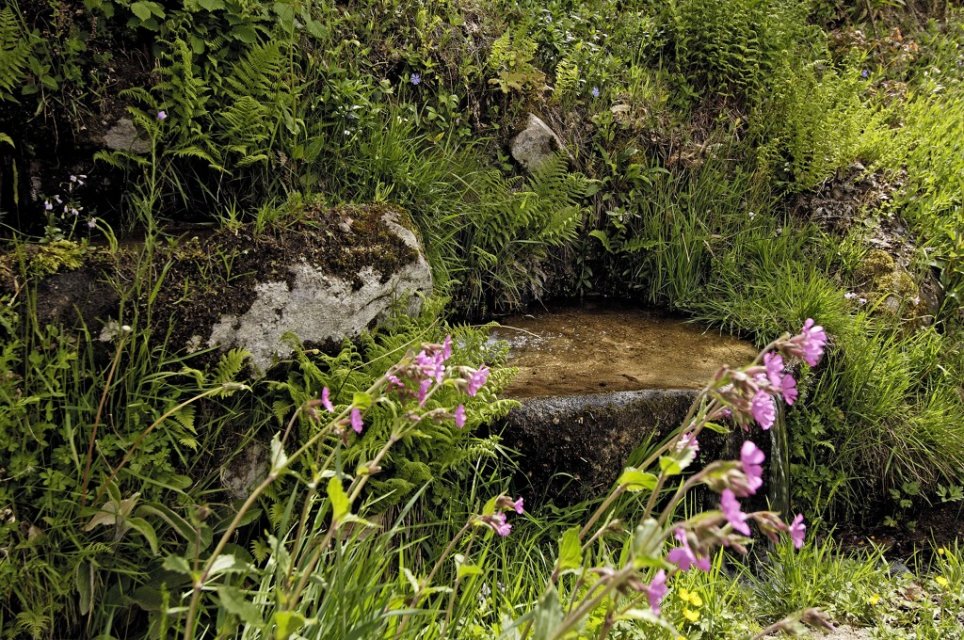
[861,69,870,79]
[410,73,422,86]
[591,86,600,98]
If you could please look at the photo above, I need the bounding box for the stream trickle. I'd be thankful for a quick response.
[768,405,791,517]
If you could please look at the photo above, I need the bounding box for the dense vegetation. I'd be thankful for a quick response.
[1,0,962,638]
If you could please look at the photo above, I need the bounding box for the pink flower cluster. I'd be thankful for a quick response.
[478,496,525,537]
[317,336,491,436]
[648,320,827,612]
[714,318,827,431]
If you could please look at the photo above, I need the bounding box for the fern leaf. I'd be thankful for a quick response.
[213,348,250,384]
[0,7,30,99]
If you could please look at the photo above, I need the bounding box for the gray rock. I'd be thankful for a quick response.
[102,118,150,154]
[190,205,433,371]
[221,441,269,500]
[206,232,432,371]
[501,389,700,504]
[511,114,565,172]
[9,204,432,374]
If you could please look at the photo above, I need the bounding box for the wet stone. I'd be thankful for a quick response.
[491,306,760,504]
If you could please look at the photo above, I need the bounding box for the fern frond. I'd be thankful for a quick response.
[213,348,250,384]
[0,7,31,99]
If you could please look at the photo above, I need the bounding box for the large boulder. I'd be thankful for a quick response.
[1,203,433,372]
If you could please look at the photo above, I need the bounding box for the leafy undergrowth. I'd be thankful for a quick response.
[1,0,963,638]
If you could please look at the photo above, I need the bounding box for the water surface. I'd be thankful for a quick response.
[491,305,758,398]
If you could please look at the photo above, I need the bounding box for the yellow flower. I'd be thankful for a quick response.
[935,576,949,588]
[937,547,947,556]
[683,608,700,623]
[679,588,703,607]
[867,594,881,606]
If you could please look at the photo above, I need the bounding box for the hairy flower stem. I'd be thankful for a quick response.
[658,474,704,528]
[289,432,403,609]
[546,564,637,640]
[579,485,626,540]
[79,326,130,505]
[441,536,476,636]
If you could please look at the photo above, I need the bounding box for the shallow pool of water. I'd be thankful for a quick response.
[490,304,759,398]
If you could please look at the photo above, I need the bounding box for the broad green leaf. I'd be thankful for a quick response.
[218,585,263,625]
[76,561,93,616]
[127,517,159,555]
[327,476,350,523]
[352,391,373,410]
[659,456,682,476]
[270,433,288,474]
[273,611,305,640]
[481,495,499,516]
[197,0,225,9]
[162,555,192,576]
[556,526,583,573]
[532,586,564,640]
[209,553,247,577]
[617,468,658,492]
[456,562,482,580]
[631,519,662,564]
[130,1,153,20]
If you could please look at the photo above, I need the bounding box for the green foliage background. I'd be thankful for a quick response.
[0,0,962,637]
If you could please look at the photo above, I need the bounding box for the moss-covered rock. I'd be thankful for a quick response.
[3,203,432,371]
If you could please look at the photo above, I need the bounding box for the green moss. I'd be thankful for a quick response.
[855,249,897,285]
[0,239,92,294]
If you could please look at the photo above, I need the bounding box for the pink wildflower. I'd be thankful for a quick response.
[751,391,776,430]
[740,441,765,495]
[784,319,828,366]
[321,387,334,412]
[645,570,668,614]
[415,349,445,383]
[417,378,432,406]
[789,514,806,549]
[763,352,785,387]
[466,366,490,397]
[486,512,512,537]
[350,408,364,434]
[512,497,525,514]
[781,374,798,405]
[441,335,452,360]
[721,489,751,536]
[678,431,700,455]
[454,404,466,428]
[667,528,711,572]
[157,110,167,121]
[496,495,525,514]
